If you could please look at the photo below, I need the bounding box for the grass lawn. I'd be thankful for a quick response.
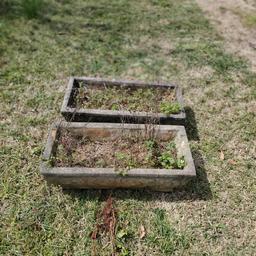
[1,0,256,255]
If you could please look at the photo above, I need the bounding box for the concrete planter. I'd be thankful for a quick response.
[61,77,186,125]
[40,122,196,191]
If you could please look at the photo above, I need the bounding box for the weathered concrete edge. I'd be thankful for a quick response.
[40,122,196,179]
[60,77,74,114]
[60,77,186,121]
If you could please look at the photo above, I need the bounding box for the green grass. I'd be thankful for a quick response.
[147,208,191,254]
[1,0,256,255]
[21,0,44,19]
[244,14,256,27]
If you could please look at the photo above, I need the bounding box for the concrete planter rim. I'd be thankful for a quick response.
[60,77,186,122]
[41,122,196,180]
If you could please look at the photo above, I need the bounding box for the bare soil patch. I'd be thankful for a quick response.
[196,0,256,71]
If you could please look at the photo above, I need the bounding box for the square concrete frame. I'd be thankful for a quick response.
[61,77,186,125]
[40,122,196,192]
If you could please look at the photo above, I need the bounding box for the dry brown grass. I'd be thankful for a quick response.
[196,0,256,71]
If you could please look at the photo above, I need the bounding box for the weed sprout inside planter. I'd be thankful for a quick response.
[61,77,186,124]
[41,122,195,191]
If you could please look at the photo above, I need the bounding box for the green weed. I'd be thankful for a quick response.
[160,102,181,115]
[158,152,186,169]
[145,139,156,151]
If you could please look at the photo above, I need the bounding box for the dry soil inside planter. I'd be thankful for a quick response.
[41,123,195,191]
[53,128,186,171]
[72,83,181,115]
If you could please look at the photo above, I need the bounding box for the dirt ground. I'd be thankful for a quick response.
[196,0,256,71]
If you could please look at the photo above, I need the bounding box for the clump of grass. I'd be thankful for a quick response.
[114,152,137,171]
[243,14,256,27]
[147,208,191,254]
[158,142,186,169]
[232,8,256,28]
[160,102,181,115]
[159,153,186,169]
[243,72,256,87]
[21,0,43,19]
[145,139,156,150]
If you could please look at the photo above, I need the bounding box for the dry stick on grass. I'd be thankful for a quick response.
[91,195,117,256]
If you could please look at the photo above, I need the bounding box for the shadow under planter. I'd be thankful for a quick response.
[185,106,200,141]
[41,122,196,192]
[63,149,211,202]
[61,77,186,125]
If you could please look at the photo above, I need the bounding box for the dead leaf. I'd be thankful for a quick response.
[228,159,236,165]
[220,151,225,161]
[139,225,146,239]
[90,196,117,242]
[91,229,98,240]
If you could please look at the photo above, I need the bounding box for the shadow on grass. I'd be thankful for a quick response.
[0,0,54,21]
[0,1,13,16]
[64,149,212,202]
[185,106,200,141]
